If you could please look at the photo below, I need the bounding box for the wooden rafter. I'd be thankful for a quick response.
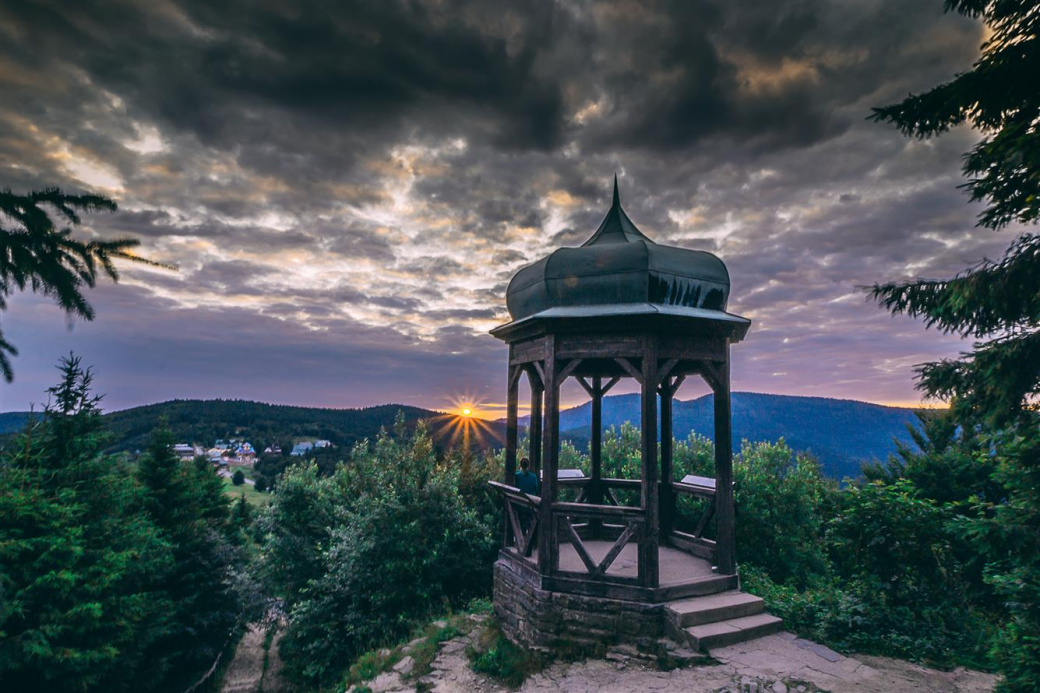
[614,357,642,383]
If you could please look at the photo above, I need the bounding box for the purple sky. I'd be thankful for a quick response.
[0,0,1018,416]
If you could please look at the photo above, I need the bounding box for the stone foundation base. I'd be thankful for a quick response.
[493,555,664,650]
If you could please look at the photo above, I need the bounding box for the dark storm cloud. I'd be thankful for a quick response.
[0,0,999,411]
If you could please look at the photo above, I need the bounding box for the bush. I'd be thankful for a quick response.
[232,469,245,486]
[274,417,496,687]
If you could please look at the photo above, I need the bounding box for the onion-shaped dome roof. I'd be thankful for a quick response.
[504,177,740,328]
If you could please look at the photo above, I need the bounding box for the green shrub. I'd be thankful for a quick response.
[469,630,543,687]
[232,469,245,486]
[276,418,496,687]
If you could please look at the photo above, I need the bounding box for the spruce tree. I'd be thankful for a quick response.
[869,0,1039,425]
[0,355,173,691]
[136,427,243,692]
[0,188,167,382]
[870,2,1039,688]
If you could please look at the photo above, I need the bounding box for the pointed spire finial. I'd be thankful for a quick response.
[612,174,620,207]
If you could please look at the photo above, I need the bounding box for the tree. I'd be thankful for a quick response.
[232,469,246,486]
[0,188,167,382]
[0,355,173,691]
[870,3,1040,688]
[868,0,1039,425]
[136,427,243,692]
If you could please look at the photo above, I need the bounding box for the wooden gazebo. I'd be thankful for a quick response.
[490,178,751,614]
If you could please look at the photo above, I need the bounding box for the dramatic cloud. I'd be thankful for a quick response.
[0,0,1012,414]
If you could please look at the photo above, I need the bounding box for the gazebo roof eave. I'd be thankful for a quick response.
[490,302,751,343]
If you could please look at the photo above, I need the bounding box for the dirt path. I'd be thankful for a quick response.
[221,624,289,693]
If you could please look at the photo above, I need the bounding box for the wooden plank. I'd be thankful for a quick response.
[640,334,660,588]
[712,345,736,575]
[522,512,539,557]
[598,522,638,574]
[504,360,520,548]
[556,358,582,384]
[601,376,621,395]
[658,358,679,384]
[658,335,726,362]
[602,478,642,490]
[488,481,540,507]
[531,361,546,390]
[668,374,686,397]
[506,501,526,554]
[557,334,643,359]
[671,481,716,499]
[693,502,715,538]
[560,516,600,575]
[551,501,643,518]
[576,376,595,397]
[660,376,674,537]
[614,356,643,383]
[510,338,547,365]
[540,334,559,574]
[529,383,543,474]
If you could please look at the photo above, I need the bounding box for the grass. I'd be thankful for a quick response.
[220,475,271,506]
[467,628,547,688]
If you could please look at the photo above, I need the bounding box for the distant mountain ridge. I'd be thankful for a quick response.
[1,393,919,478]
[517,392,922,479]
[0,399,504,455]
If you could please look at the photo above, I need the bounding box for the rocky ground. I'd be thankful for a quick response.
[350,619,997,693]
[224,614,998,693]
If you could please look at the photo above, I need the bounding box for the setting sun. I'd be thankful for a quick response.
[461,407,472,417]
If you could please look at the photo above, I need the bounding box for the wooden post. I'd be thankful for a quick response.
[530,375,543,476]
[639,335,660,588]
[713,346,736,575]
[590,376,603,504]
[538,336,558,575]
[504,363,519,547]
[660,373,674,538]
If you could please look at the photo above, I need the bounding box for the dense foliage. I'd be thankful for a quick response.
[256,416,497,687]
[0,357,249,692]
[870,1,1040,688]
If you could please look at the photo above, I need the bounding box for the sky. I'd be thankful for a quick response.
[0,0,1016,416]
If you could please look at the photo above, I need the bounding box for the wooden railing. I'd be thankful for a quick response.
[491,473,725,586]
[551,501,645,585]
[668,474,719,560]
[489,480,541,558]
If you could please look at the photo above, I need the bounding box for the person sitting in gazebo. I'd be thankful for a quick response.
[514,457,540,496]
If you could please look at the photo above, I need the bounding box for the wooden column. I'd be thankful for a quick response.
[505,365,519,483]
[504,364,520,547]
[589,376,603,505]
[639,335,660,588]
[538,336,558,574]
[659,374,674,538]
[713,346,736,575]
[529,375,543,476]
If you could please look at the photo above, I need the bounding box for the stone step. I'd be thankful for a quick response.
[658,573,739,600]
[685,613,784,651]
[666,591,765,627]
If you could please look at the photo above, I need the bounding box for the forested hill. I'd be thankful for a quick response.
[1,392,920,477]
[0,400,500,454]
[519,392,923,480]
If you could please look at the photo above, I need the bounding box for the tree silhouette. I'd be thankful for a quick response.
[0,188,169,382]
[868,0,1039,425]
[870,3,1040,688]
